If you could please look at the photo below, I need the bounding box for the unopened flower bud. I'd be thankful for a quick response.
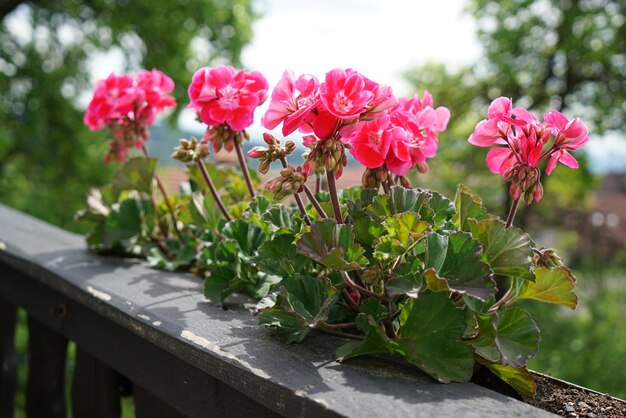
[248,146,267,159]
[284,140,296,155]
[263,132,279,145]
[258,159,271,174]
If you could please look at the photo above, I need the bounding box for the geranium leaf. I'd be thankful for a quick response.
[259,276,338,343]
[335,314,391,361]
[296,219,368,271]
[395,293,474,382]
[453,184,489,231]
[421,191,456,227]
[386,257,423,298]
[512,266,577,309]
[383,212,431,247]
[366,187,431,219]
[353,216,387,246]
[494,307,540,368]
[469,313,501,363]
[111,157,157,193]
[468,219,534,281]
[262,204,300,234]
[256,234,311,277]
[475,356,536,398]
[423,268,451,293]
[222,219,267,256]
[425,232,495,300]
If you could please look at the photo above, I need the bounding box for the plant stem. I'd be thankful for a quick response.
[342,271,382,300]
[277,157,311,225]
[303,185,328,219]
[381,178,391,194]
[382,321,396,339]
[141,145,183,242]
[315,175,321,194]
[197,160,232,221]
[318,321,356,330]
[326,169,343,223]
[488,286,514,313]
[505,197,520,228]
[316,325,363,340]
[233,139,256,199]
[341,288,360,312]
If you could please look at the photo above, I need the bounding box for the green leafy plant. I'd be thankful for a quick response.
[78,66,588,397]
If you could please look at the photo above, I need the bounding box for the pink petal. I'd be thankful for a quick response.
[558,150,579,169]
[486,147,513,174]
[469,119,500,147]
[488,97,512,119]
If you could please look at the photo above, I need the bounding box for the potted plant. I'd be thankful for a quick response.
[77,66,625,417]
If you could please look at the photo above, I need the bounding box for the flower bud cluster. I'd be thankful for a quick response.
[264,165,307,200]
[505,162,544,205]
[171,137,210,163]
[204,124,249,153]
[302,138,349,178]
[533,248,564,269]
[247,133,297,174]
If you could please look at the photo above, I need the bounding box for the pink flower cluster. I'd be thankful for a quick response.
[84,69,176,163]
[469,97,589,203]
[188,65,268,132]
[262,68,449,177]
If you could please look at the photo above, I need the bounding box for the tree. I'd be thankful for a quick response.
[0,0,255,231]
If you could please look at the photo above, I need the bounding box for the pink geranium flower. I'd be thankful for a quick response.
[262,70,320,136]
[347,115,405,169]
[319,68,374,119]
[188,65,268,131]
[469,97,591,204]
[84,70,177,163]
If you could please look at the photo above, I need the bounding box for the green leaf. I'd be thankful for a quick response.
[366,187,431,219]
[111,157,157,193]
[469,313,501,362]
[353,216,387,246]
[359,299,388,321]
[512,266,577,309]
[475,357,536,398]
[259,276,338,343]
[425,232,495,300]
[222,219,267,256]
[335,314,392,361]
[296,219,368,271]
[262,204,300,234]
[342,187,379,215]
[468,219,534,281]
[453,184,489,231]
[383,212,431,247]
[101,198,143,249]
[256,234,312,277]
[147,239,198,271]
[494,307,540,368]
[422,268,451,293]
[386,257,423,298]
[396,293,474,382]
[421,191,456,227]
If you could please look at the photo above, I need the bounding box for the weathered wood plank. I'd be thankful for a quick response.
[25,316,68,418]
[0,298,17,418]
[71,347,122,418]
[0,204,555,417]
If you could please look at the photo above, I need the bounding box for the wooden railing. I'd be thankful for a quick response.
[0,204,554,417]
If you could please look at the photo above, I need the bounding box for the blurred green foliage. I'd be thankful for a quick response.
[0,0,256,231]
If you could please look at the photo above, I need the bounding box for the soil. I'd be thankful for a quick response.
[472,367,626,417]
[525,373,626,418]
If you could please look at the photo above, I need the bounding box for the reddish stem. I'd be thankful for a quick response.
[505,197,520,228]
[197,160,232,221]
[303,185,328,219]
[326,169,343,223]
[141,145,183,242]
[234,139,256,200]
